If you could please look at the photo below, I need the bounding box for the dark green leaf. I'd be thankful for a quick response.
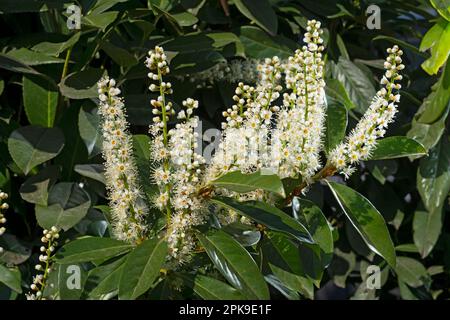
[370,136,427,160]
[56,237,132,264]
[78,105,102,157]
[23,75,58,127]
[324,103,347,153]
[0,265,22,293]
[59,68,104,99]
[35,182,91,231]
[197,229,269,300]
[193,275,246,300]
[327,181,396,268]
[8,126,65,174]
[234,0,278,35]
[210,170,285,197]
[210,197,313,244]
[417,135,450,213]
[19,165,60,205]
[118,238,168,300]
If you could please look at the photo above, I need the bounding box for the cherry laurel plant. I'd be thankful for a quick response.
[86,19,407,298]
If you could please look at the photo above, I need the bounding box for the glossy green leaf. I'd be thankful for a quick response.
[8,126,65,174]
[222,222,261,247]
[370,136,427,160]
[32,32,80,56]
[210,170,285,197]
[118,238,168,300]
[74,164,105,184]
[78,105,102,157]
[324,103,348,153]
[418,61,450,124]
[395,257,431,288]
[0,265,22,293]
[19,165,60,205]
[239,26,293,59]
[23,75,58,127]
[86,257,126,299]
[234,0,278,35]
[82,11,119,30]
[417,135,450,213]
[197,229,269,300]
[325,79,354,110]
[35,182,91,231]
[56,237,132,264]
[5,48,64,65]
[413,207,443,258]
[430,0,450,21]
[420,20,450,75]
[331,57,376,114]
[59,68,104,99]
[210,197,313,244]
[193,275,246,300]
[269,263,314,299]
[407,105,449,151]
[327,181,396,268]
[293,198,334,266]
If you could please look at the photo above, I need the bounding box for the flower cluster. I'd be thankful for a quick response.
[0,191,8,254]
[206,20,325,185]
[147,47,207,265]
[329,45,404,178]
[270,20,326,180]
[98,76,149,243]
[26,227,59,300]
[97,20,405,268]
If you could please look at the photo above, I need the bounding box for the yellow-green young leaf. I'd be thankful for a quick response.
[210,170,285,198]
[197,229,269,300]
[417,61,450,124]
[430,0,450,22]
[193,275,246,300]
[23,75,58,127]
[234,0,278,36]
[326,181,396,268]
[8,126,65,174]
[210,197,313,244]
[370,136,427,160]
[421,20,450,75]
[118,238,168,300]
[324,103,348,153]
[55,237,133,264]
[417,135,450,213]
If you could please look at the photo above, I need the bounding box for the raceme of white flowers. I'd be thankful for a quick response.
[97,20,404,265]
[147,46,208,264]
[26,227,59,300]
[206,20,326,182]
[98,77,149,243]
[329,45,404,178]
[0,190,8,254]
